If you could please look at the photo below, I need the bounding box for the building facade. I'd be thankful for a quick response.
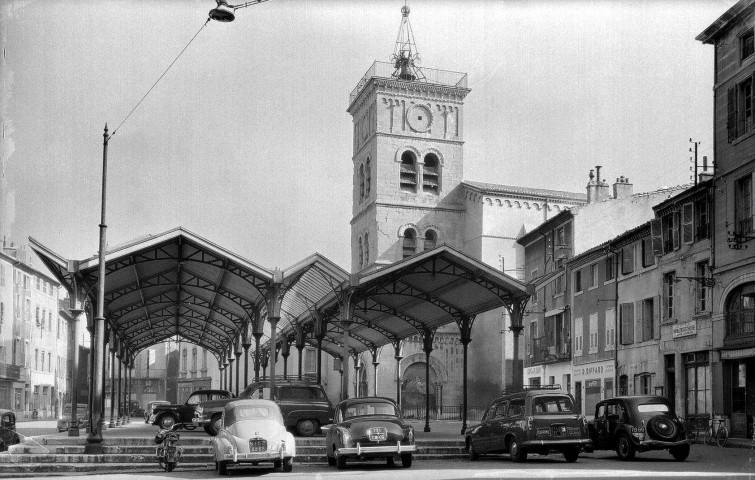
[697,0,755,439]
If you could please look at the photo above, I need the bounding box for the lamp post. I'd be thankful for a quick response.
[80,1,273,450]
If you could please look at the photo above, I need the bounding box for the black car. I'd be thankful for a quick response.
[152,390,233,430]
[465,385,590,463]
[196,380,334,437]
[323,397,416,469]
[0,410,20,452]
[587,395,691,461]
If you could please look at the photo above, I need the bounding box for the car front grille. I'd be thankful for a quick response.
[249,439,267,452]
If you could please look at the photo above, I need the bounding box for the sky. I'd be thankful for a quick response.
[0,0,732,275]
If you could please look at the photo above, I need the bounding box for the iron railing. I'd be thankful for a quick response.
[401,404,485,423]
[350,61,468,104]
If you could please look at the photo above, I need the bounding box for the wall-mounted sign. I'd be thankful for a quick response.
[525,365,543,378]
[673,321,697,338]
[573,361,614,380]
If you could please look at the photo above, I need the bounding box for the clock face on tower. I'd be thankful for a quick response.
[406,104,433,133]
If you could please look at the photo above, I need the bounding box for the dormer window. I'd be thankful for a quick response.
[400,151,417,193]
[403,229,417,258]
[423,153,440,194]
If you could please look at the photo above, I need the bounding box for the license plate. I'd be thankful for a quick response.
[551,425,567,436]
[249,439,267,452]
[368,427,387,442]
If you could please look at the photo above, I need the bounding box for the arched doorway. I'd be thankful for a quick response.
[402,362,437,409]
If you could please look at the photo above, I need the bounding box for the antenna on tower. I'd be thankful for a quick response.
[391,3,426,82]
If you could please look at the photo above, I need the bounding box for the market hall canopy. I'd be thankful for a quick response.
[29,228,281,362]
[266,245,532,358]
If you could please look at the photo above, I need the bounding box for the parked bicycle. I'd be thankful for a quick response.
[154,424,183,472]
[684,418,701,443]
[704,417,728,447]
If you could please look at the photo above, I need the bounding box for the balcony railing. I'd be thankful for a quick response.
[530,337,571,364]
[350,61,468,105]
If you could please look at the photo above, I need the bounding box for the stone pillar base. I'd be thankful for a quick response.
[68,427,80,437]
[108,418,115,428]
[84,443,104,454]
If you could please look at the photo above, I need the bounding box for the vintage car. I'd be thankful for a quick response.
[465,385,590,463]
[212,399,296,474]
[145,400,170,423]
[323,397,416,469]
[152,390,233,430]
[196,380,333,437]
[0,410,20,451]
[587,395,691,461]
[57,403,89,432]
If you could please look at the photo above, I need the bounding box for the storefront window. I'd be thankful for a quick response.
[685,352,710,417]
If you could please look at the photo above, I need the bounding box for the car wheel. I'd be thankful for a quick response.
[336,453,347,470]
[616,434,636,460]
[401,453,412,468]
[166,462,176,472]
[386,456,395,466]
[217,460,228,475]
[327,453,337,466]
[468,441,479,461]
[509,437,527,463]
[563,447,579,463]
[283,457,293,472]
[670,444,690,462]
[295,419,319,437]
[159,415,177,430]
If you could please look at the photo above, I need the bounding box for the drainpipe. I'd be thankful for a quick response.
[613,247,619,396]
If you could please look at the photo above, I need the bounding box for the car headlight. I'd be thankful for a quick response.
[338,428,351,446]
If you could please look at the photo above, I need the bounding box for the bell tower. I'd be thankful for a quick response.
[348,5,470,273]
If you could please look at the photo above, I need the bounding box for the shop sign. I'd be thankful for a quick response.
[525,365,543,378]
[673,321,696,338]
[573,362,614,380]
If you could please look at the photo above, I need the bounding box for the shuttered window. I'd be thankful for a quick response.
[620,303,634,345]
[621,245,634,275]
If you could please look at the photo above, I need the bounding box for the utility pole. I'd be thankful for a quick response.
[690,138,700,185]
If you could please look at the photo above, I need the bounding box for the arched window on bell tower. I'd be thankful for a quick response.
[365,158,371,197]
[359,164,365,201]
[400,151,418,193]
[423,153,440,194]
[364,232,370,266]
[424,229,437,250]
[358,237,364,268]
[403,229,417,258]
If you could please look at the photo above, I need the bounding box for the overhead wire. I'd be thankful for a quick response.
[111,18,211,138]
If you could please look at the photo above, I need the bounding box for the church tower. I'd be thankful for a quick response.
[349,5,471,273]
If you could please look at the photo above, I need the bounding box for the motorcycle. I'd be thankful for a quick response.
[154,424,183,472]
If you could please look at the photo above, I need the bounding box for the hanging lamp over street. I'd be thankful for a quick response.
[209,0,271,23]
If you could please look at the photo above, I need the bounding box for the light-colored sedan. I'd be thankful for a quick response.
[212,399,296,474]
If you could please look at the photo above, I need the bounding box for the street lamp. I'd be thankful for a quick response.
[209,0,271,22]
[86,1,273,451]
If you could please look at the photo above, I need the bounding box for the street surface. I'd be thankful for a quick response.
[6,421,755,479]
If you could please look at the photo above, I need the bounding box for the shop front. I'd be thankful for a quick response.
[573,361,614,417]
[721,348,754,439]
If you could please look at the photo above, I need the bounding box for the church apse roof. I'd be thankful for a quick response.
[462,180,587,203]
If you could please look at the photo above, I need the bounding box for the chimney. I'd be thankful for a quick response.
[613,175,634,199]
[587,166,610,204]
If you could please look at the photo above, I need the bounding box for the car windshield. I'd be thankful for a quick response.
[637,403,670,413]
[343,402,397,419]
[533,395,574,414]
[225,405,282,425]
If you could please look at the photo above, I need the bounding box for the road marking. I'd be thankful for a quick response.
[472,470,754,478]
